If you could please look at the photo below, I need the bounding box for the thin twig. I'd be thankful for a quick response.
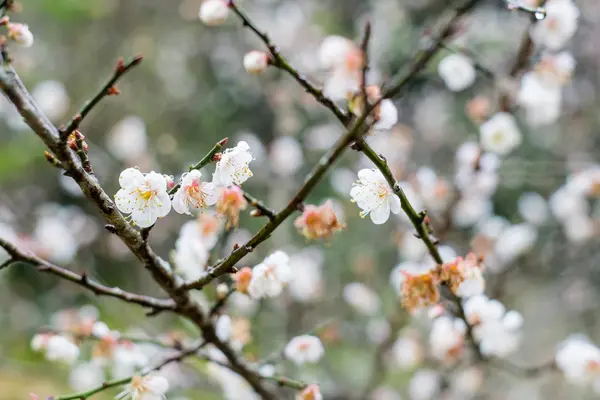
[53,341,207,400]
[169,137,228,196]
[61,55,143,139]
[228,0,350,126]
[0,238,177,312]
[209,287,236,317]
[240,187,276,220]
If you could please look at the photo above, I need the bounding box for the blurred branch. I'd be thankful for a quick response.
[361,307,406,398]
[228,0,350,126]
[382,0,483,100]
[357,140,484,361]
[0,238,177,312]
[241,187,276,220]
[0,55,277,400]
[40,328,177,349]
[489,358,557,377]
[53,341,207,400]
[61,55,143,139]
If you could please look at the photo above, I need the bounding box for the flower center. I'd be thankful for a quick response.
[137,187,156,202]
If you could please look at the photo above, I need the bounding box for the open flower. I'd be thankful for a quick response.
[438,53,476,92]
[530,0,579,50]
[319,35,363,100]
[350,168,401,224]
[32,334,80,364]
[284,335,325,365]
[297,384,323,400]
[115,168,171,228]
[7,23,34,47]
[199,0,229,26]
[294,200,344,240]
[213,141,254,187]
[172,170,217,215]
[247,251,292,299]
[216,186,247,229]
[116,374,169,400]
[479,112,522,155]
[439,253,485,298]
[556,335,600,388]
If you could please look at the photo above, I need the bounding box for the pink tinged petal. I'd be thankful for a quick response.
[370,202,391,225]
[115,188,137,213]
[145,171,167,192]
[172,189,190,215]
[119,168,145,189]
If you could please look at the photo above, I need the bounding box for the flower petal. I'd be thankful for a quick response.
[172,188,190,215]
[115,188,136,214]
[119,168,145,189]
[370,202,390,224]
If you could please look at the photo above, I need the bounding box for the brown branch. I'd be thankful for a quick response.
[227,0,350,126]
[61,55,143,139]
[0,58,277,399]
[53,341,207,400]
[240,187,276,220]
[0,238,177,312]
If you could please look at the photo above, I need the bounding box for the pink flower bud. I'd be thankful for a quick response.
[294,200,344,241]
[199,0,229,26]
[234,267,252,294]
[297,384,322,400]
[7,22,33,47]
[164,175,175,190]
[243,51,270,74]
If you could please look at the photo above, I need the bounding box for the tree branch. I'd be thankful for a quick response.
[0,238,177,312]
[0,58,277,399]
[52,341,207,400]
[240,188,276,220]
[227,0,350,126]
[61,55,143,139]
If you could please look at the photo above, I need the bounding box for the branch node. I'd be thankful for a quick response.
[104,224,117,234]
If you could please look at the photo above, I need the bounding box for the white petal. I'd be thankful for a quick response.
[389,194,401,214]
[145,171,167,192]
[172,188,190,215]
[203,182,218,206]
[154,192,172,218]
[370,203,391,224]
[115,188,136,214]
[131,207,157,228]
[145,375,169,394]
[119,168,145,189]
[374,100,398,130]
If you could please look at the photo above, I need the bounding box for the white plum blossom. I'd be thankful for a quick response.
[479,112,522,155]
[269,136,304,177]
[243,51,269,74]
[555,335,600,389]
[69,362,105,391]
[429,316,466,363]
[172,170,217,215]
[7,23,34,47]
[530,0,579,51]
[173,216,221,281]
[318,35,362,100]
[343,282,380,316]
[116,374,169,400]
[215,315,232,342]
[284,335,325,365]
[106,116,148,161]
[247,251,292,299]
[350,168,401,224]
[518,192,549,225]
[392,335,424,369]
[517,72,562,126]
[438,53,476,92]
[213,141,254,187]
[199,0,229,26]
[287,248,324,303]
[494,223,537,265]
[409,369,441,400]
[463,295,523,358]
[39,335,80,364]
[535,52,576,87]
[115,168,171,228]
[32,80,70,121]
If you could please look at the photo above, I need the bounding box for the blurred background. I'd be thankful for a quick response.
[0,0,599,398]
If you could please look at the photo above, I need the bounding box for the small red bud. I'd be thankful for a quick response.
[115,58,125,73]
[233,243,239,250]
[0,17,9,26]
[212,153,222,162]
[132,54,144,66]
[107,86,120,96]
[218,137,229,146]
